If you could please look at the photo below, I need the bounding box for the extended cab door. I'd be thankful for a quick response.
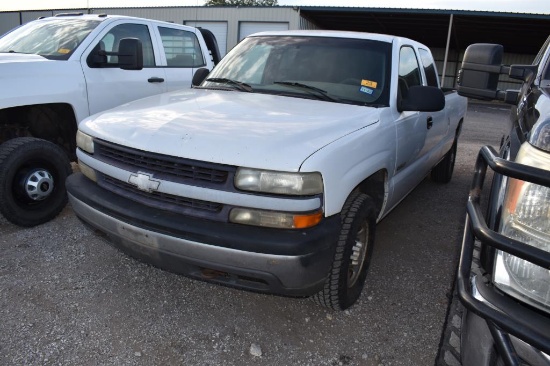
[418,48,448,162]
[81,19,167,116]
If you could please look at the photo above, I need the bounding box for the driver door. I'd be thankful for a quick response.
[81,20,167,116]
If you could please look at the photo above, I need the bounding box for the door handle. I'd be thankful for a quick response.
[148,77,165,83]
[427,116,433,130]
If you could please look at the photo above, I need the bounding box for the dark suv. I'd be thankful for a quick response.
[438,37,550,365]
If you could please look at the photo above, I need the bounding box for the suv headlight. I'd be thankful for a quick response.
[494,142,550,312]
[234,168,323,195]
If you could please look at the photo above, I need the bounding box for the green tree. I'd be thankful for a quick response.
[205,0,278,6]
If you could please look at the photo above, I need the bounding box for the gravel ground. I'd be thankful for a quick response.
[0,102,511,366]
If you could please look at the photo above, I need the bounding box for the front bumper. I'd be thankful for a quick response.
[457,146,550,365]
[461,276,550,366]
[66,173,340,296]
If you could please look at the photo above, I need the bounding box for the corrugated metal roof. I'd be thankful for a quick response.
[296,6,550,19]
[295,6,550,54]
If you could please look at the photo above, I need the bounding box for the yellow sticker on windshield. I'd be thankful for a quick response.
[361,79,378,88]
[57,48,71,54]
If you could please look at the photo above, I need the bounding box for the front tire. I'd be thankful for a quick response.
[0,137,71,227]
[312,192,376,310]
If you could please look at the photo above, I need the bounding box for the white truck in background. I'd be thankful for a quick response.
[67,30,467,310]
[0,13,219,227]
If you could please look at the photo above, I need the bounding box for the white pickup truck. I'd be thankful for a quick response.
[0,13,219,227]
[66,30,467,310]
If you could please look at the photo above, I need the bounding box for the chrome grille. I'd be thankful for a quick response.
[103,176,222,213]
[95,140,229,184]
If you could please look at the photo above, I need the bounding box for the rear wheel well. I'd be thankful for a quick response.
[456,118,464,139]
[0,103,77,160]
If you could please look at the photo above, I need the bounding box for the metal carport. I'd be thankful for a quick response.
[296,7,550,87]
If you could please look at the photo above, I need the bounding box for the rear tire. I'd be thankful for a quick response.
[312,192,376,310]
[0,137,71,227]
[432,139,457,183]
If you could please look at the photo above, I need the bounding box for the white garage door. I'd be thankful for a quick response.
[185,21,228,57]
[239,22,289,41]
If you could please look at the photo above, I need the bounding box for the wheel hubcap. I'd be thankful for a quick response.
[24,169,54,201]
[348,222,368,287]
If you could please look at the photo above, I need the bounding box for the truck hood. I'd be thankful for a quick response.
[81,89,381,171]
[0,53,49,63]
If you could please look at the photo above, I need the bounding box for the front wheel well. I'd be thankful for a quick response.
[0,103,77,160]
[352,169,387,218]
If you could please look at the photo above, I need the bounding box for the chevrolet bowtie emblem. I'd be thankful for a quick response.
[128,172,161,192]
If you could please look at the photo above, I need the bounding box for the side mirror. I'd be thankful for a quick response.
[86,38,143,70]
[87,41,107,67]
[399,86,445,112]
[457,43,534,104]
[192,68,210,86]
[457,43,503,100]
[117,38,143,70]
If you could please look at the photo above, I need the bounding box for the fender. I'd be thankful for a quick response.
[0,59,89,122]
[300,119,394,217]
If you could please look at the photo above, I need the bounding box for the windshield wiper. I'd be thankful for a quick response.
[273,81,338,102]
[205,78,253,92]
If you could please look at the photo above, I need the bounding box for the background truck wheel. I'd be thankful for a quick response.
[0,137,71,227]
[431,139,457,183]
[312,192,376,310]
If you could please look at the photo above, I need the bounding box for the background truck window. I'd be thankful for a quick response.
[159,27,205,67]
[98,23,155,67]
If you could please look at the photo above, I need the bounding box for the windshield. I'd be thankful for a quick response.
[0,18,101,60]
[203,35,392,106]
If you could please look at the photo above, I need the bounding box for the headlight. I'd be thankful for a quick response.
[234,168,323,195]
[493,142,550,312]
[76,130,94,154]
[529,117,550,153]
[229,208,323,229]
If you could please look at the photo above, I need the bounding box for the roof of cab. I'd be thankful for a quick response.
[246,29,411,45]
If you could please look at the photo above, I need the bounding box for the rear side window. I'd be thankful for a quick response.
[544,60,550,80]
[159,27,205,67]
[419,48,440,87]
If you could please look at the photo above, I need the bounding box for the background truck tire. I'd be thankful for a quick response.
[431,139,457,183]
[0,137,71,227]
[312,192,376,310]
